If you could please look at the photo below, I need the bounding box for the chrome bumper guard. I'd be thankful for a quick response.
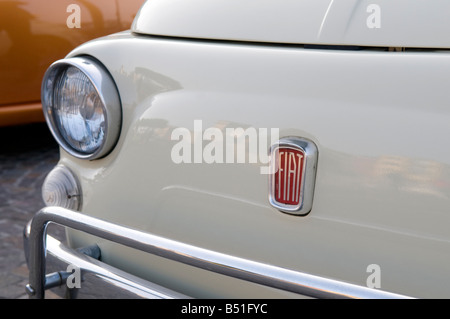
[24,206,412,299]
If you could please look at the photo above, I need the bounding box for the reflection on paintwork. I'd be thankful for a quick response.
[371,156,448,199]
[113,65,182,108]
[322,149,449,200]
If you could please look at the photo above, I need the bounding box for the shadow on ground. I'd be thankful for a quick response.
[0,123,59,298]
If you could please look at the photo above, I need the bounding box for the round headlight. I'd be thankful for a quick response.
[42,56,121,160]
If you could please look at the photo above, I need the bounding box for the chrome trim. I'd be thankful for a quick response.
[26,206,412,299]
[41,56,122,160]
[24,220,188,299]
[44,236,188,298]
[269,137,318,215]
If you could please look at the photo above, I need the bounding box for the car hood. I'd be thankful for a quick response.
[132,0,450,49]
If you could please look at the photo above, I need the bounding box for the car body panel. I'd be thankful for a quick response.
[133,0,450,48]
[54,32,450,298]
[0,102,44,127]
[0,0,144,125]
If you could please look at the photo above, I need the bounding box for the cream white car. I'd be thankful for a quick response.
[24,0,450,299]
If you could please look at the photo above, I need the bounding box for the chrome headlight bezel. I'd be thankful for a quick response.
[41,56,122,160]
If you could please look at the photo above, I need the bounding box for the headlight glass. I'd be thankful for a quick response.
[53,66,105,154]
[42,57,121,160]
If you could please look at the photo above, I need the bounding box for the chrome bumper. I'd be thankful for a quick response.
[23,219,189,299]
[24,206,412,299]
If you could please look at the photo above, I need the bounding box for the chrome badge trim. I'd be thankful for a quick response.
[269,137,318,216]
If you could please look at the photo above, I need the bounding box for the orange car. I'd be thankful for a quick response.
[0,0,144,126]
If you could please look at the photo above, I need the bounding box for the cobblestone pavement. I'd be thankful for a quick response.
[0,123,60,299]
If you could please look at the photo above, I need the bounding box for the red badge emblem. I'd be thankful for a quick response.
[269,138,318,215]
[273,148,305,206]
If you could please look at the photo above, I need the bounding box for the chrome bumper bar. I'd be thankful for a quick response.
[24,206,412,299]
[28,234,189,298]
